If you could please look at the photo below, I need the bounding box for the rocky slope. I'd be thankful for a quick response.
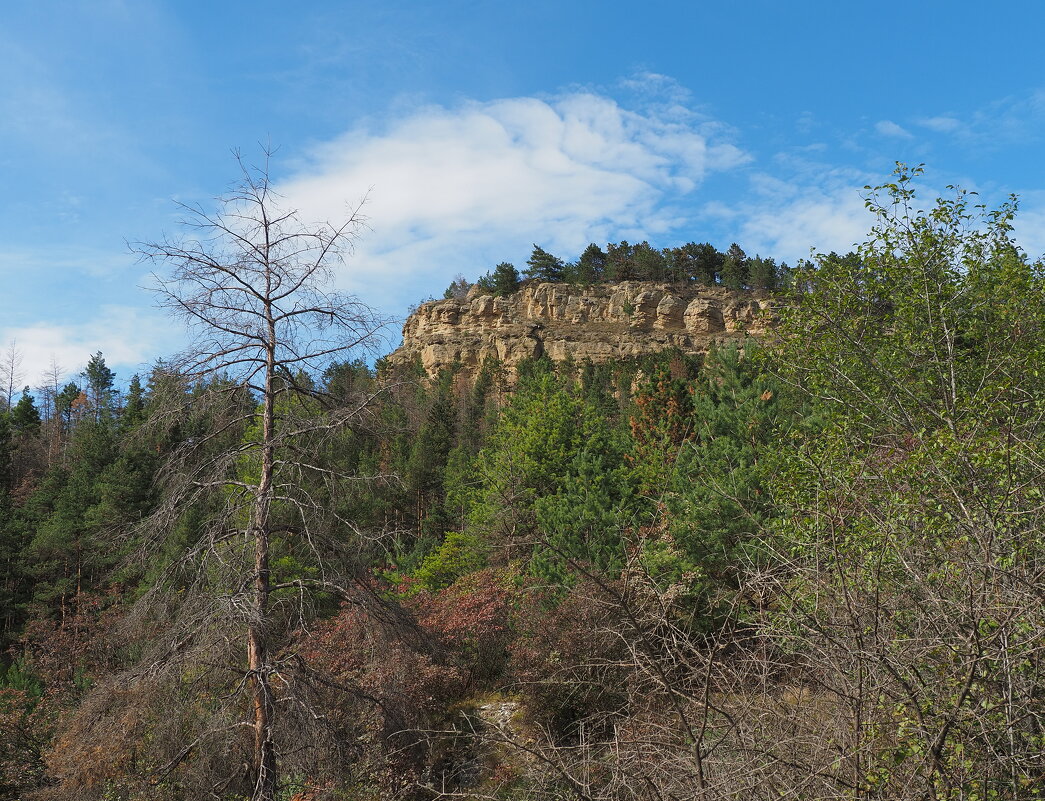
[388,281,777,378]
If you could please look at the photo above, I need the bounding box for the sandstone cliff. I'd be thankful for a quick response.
[388,281,776,378]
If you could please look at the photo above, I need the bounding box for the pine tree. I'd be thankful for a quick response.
[82,352,116,421]
[721,243,748,290]
[575,243,607,284]
[632,241,667,281]
[605,241,636,281]
[524,245,565,283]
[10,388,41,436]
[669,344,787,589]
[492,262,521,296]
[747,255,778,291]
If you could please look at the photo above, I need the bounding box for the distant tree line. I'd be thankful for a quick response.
[444,240,792,299]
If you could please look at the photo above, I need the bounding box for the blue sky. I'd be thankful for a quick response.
[3,0,1045,386]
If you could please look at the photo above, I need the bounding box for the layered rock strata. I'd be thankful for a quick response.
[389,281,776,378]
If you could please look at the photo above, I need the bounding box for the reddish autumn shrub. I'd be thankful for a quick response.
[296,593,467,797]
[409,567,514,687]
[301,601,464,723]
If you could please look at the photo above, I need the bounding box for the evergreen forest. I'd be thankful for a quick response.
[0,166,1043,801]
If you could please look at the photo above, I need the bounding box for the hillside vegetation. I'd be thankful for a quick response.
[0,167,1043,800]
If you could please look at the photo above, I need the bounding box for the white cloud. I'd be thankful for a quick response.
[875,119,913,138]
[1,306,172,388]
[278,91,750,310]
[918,115,963,133]
[728,171,873,262]
[1011,193,1045,260]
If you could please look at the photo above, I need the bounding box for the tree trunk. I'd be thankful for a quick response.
[249,312,277,801]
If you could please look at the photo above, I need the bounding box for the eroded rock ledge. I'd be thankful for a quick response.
[389,281,777,379]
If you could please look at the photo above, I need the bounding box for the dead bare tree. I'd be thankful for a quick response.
[1,339,24,412]
[130,150,387,801]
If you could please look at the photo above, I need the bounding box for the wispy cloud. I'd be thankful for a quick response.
[278,89,751,308]
[918,115,963,133]
[1,306,170,387]
[914,89,1045,146]
[875,120,913,139]
[703,164,876,263]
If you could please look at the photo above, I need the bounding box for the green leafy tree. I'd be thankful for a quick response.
[605,241,636,281]
[24,415,118,613]
[684,242,723,284]
[471,363,629,558]
[0,414,11,491]
[406,369,456,536]
[532,443,636,586]
[764,166,1045,798]
[665,344,793,607]
[81,352,115,421]
[746,254,777,291]
[412,531,488,592]
[54,383,81,430]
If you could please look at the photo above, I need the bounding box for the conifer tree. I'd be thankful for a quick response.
[575,243,607,284]
[747,255,778,291]
[721,243,748,290]
[491,261,521,296]
[605,241,636,281]
[524,245,565,283]
[10,388,40,436]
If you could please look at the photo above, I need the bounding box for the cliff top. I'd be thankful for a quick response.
[389,281,777,378]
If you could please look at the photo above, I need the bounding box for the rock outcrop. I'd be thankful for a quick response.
[389,282,777,379]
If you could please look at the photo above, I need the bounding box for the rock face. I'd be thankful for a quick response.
[389,282,777,379]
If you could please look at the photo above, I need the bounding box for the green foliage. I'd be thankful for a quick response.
[442,273,470,300]
[467,238,787,290]
[666,241,721,284]
[0,415,11,491]
[10,390,40,436]
[491,261,520,296]
[524,245,564,283]
[720,243,748,290]
[574,243,606,284]
[746,254,778,291]
[412,531,488,592]
[467,359,639,584]
[627,353,701,493]
[767,165,1045,798]
[81,352,115,420]
[532,445,636,585]
[24,418,120,610]
[604,240,636,281]
[668,343,794,595]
